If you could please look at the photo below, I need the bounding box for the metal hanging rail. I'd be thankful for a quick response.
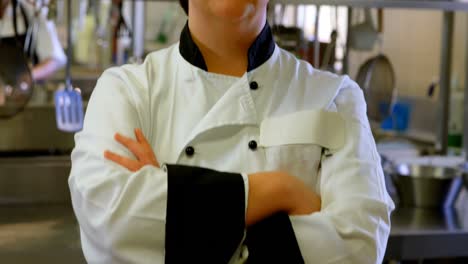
[273,0,468,11]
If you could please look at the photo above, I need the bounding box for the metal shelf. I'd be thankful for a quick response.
[156,0,468,11]
[273,0,468,11]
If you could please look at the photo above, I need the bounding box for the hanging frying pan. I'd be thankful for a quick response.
[0,45,34,119]
[0,1,34,119]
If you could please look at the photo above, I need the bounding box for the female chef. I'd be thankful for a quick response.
[69,0,394,263]
[0,0,66,81]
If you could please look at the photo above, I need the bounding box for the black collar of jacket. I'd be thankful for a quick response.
[179,22,276,72]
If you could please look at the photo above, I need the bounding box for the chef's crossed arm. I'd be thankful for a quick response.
[69,70,393,263]
[103,128,321,262]
[104,129,320,225]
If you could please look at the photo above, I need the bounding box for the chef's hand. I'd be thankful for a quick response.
[246,171,321,226]
[104,128,160,172]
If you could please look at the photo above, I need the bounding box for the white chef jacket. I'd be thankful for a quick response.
[0,0,66,65]
[69,23,394,264]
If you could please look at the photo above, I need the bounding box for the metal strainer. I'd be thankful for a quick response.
[356,54,397,123]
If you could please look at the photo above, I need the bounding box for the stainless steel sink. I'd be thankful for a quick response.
[0,156,71,205]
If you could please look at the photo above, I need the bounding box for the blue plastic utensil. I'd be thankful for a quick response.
[54,82,84,132]
[54,0,83,132]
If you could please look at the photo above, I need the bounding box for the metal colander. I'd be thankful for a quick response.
[356,54,397,122]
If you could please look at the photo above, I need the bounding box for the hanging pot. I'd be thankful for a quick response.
[0,42,34,119]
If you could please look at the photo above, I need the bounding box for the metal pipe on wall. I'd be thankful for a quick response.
[464,14,468,160]
[314,5,321,68]
[343,7,353,75]
[131,0,145,63]
[438,11,454,155]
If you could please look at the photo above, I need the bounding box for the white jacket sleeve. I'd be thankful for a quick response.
[69,68,248,264]
[69,69,168,263]
[289,78,395,264]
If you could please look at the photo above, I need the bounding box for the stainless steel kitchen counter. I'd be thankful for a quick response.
[0,204,85,263]
[1,193,467,263]
[386,194,468,260]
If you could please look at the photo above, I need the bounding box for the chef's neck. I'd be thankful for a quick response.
[188,10,267,77]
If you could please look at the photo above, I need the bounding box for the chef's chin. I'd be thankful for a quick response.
[205,0,269,22]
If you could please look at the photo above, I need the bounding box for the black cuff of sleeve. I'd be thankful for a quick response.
[165,164,246,264]
[246,213,304,264]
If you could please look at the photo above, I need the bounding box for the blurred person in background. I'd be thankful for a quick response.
[69,0,394,263]
[0,0,66,81]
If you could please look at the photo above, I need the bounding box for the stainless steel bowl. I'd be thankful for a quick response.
[392,164,463,209]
